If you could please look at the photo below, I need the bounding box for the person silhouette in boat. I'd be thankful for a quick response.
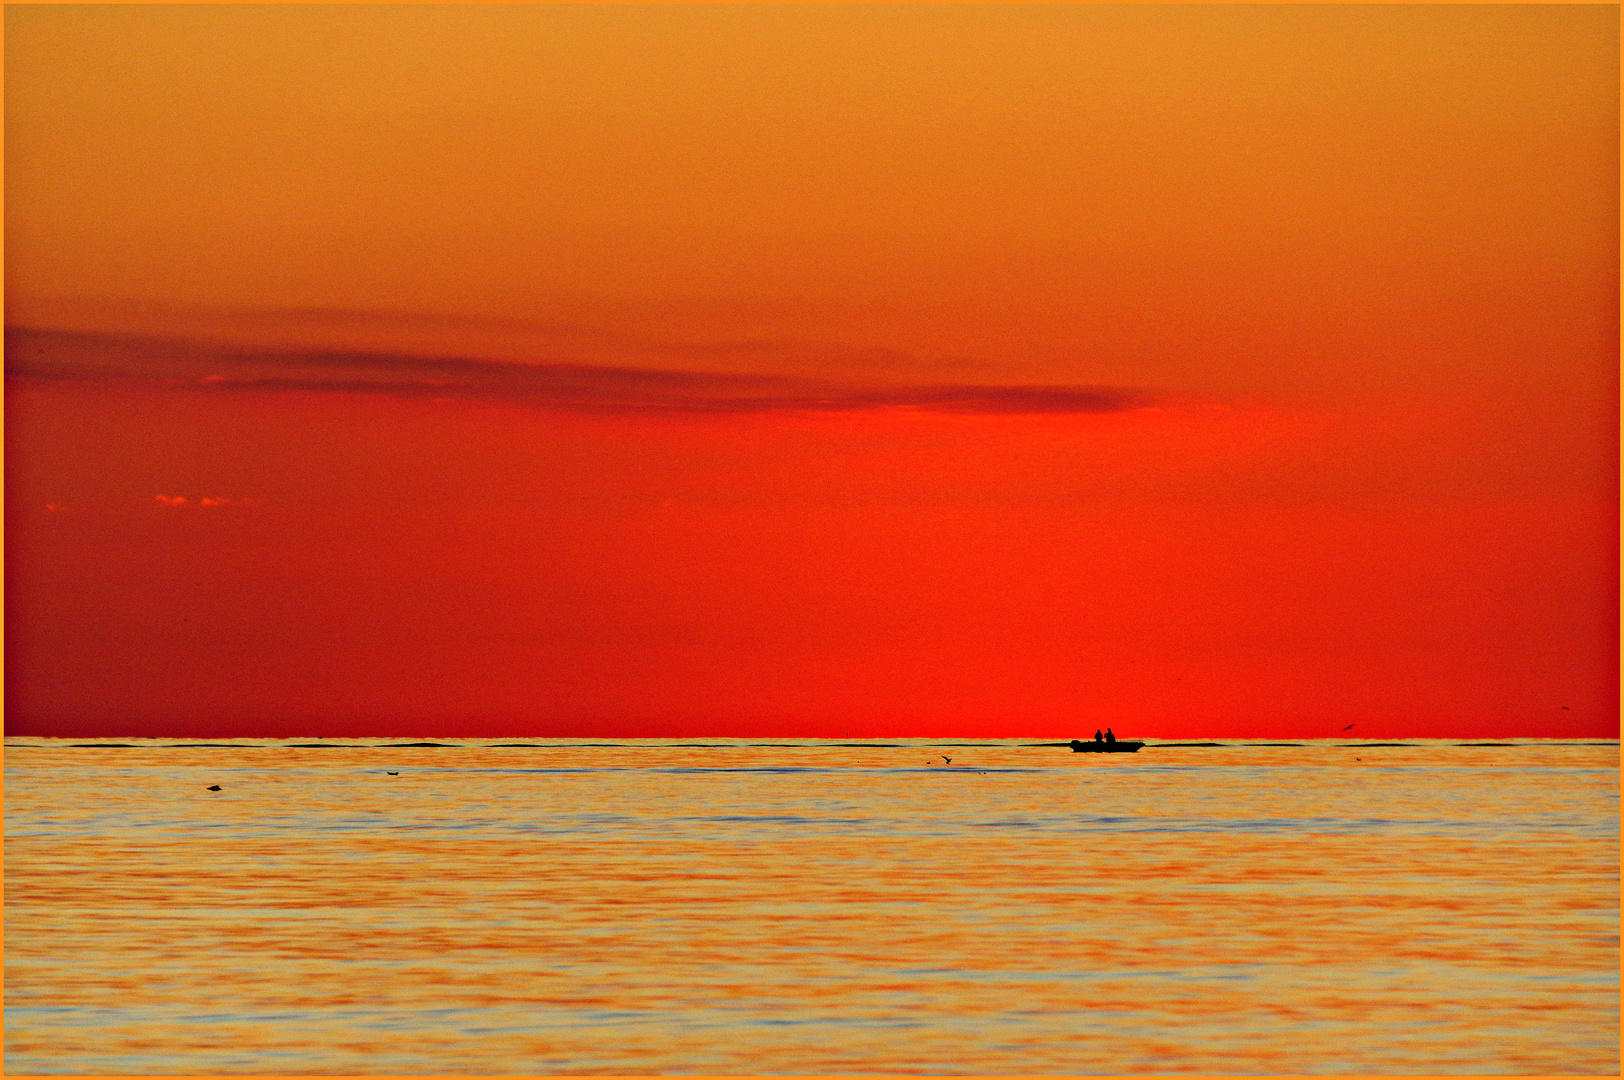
[1093,729,1104,743]
[1105,728,1116,744]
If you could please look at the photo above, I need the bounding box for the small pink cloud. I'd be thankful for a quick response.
[152,495,257,508]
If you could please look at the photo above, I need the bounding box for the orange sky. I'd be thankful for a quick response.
[6,4,1617,739]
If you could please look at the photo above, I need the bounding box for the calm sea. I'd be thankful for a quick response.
[4,738,1618,1075]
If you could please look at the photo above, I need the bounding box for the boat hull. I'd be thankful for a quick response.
[1069,740,1144,753]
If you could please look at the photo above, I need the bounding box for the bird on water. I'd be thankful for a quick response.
[206,785,221,791]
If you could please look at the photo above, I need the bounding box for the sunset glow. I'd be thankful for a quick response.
[6,4,1617,739]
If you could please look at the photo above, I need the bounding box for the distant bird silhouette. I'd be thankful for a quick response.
[206,785,221,791]
[943,757,952,764]
[1562,706,1570,710]
[1342,724,1355,731]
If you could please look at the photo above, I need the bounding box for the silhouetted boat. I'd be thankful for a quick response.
[1069,740,1144,753]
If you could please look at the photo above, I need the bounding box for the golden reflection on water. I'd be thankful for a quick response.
[5,739,1618,1074]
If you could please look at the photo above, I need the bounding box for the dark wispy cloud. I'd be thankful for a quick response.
[5,326,1152,416]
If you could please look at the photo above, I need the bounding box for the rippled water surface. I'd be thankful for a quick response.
[5,738,1618,1074]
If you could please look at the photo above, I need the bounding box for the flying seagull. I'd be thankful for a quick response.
[1342,724,1355,731]
[943,757,952,764]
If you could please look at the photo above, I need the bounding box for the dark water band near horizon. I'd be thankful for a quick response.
[12,736,1623,748]
[5,738,1617,1074]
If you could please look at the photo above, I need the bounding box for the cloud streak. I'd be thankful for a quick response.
[6,326,1153,417]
